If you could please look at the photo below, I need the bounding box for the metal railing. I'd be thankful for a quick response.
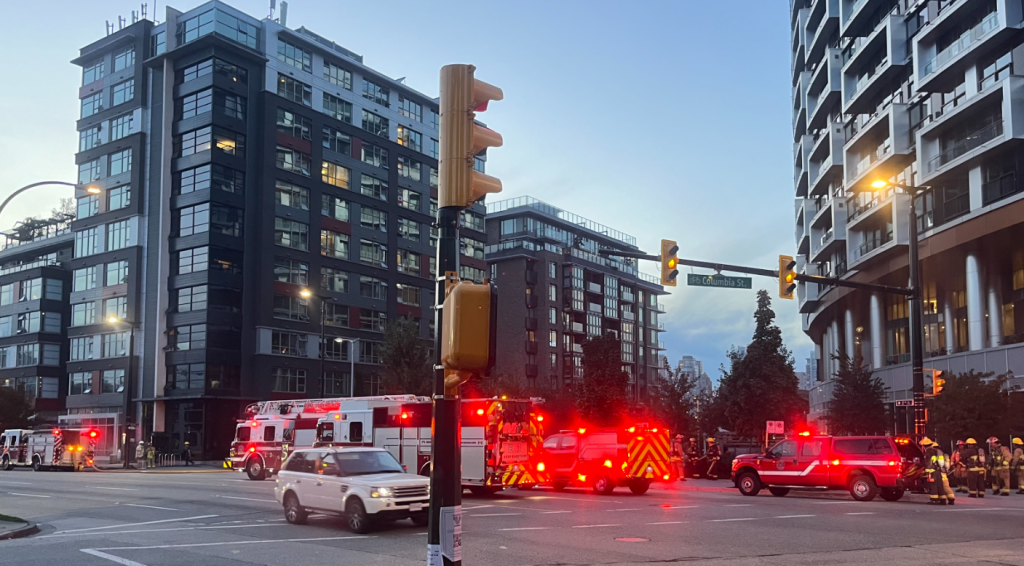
[853,230,893,260]
[922,11,999,76]
[157,454,179,467]
[486,196,637,247]
[848,138,892,181]
[926,120,1004,173]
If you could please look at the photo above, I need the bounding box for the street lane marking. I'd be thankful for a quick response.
[572,524,621,528]
[8,492,50,498]
[461,505,494,511]
[471,513,521,517]
[45,524,284,538]
[647,521,685,525]
[80,549,148,566]
[215,495,277,503]
[707,518,756,522]
[661,505,698,509]
[500,527,551,531]
[92,486,138,492]
[92,535,372,551]
[608,508,640,512]
[724,504,751,507]
[774,515,816,519]
[813,501,857,504]
[49,514,218,534]
[0,480,33,485]
[124,504,179,511]
[846,512,874,515]
[943,508,1024,512]
[541,511,571,514]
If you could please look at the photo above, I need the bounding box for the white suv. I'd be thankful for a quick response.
[274,447,430,533]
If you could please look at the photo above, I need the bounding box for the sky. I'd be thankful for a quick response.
[0,0,813,381]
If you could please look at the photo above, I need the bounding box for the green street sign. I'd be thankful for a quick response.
[686,274,752,289]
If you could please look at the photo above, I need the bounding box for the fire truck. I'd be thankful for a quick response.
[540,424,671,495]
[313,397,549,494]
[227,395,426,480]
[1,428,94,472]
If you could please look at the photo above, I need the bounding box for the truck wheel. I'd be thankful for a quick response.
[592,475,615,495]
[551,480,568,492]
[346,498,371,534]
[849,474,878,502]
[32,457,41,472]
[737,472,761,496]
[516,484,535,491]
[768,487,790,497]
[283,493,308,525]
[411,513,429,526]
[629,479,651,495]
[879,487,904,502]
[419,463,431,477]
[468,486,499,496]
[1,456,11,471]
[245,458,266,481]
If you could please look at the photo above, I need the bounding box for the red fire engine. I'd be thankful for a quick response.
[541,423,671,495]
[1,427,96,472]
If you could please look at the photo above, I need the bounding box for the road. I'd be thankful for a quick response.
[1,469,1024,565]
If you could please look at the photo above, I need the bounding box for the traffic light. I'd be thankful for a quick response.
[924,369,945,396]
[660,239,679,287]
[438,64,503,209]
[779,255,797,300]
[441,278,498,388]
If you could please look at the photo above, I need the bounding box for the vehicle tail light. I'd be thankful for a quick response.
[401,412,409,420]
[578,474,587,482]
[578,428,586,434]
[476,409,485,416]
[663,474,670,480]
[603,459,613,468]
[536,462,545,472]
[87,459,94,466]
[887,460,896,467]
[831,459,840,466]
[627,427,636,433]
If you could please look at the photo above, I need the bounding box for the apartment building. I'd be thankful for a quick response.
[67,1,485,458]
[791,0,1024,428]
[485,197,667,400]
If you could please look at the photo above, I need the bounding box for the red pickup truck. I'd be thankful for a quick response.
[730,435,905,502]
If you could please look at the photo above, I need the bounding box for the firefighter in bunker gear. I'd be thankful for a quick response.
[670,434,686,481]
[685,438,698,477]
[146,443,156,469]
[135,442,147,470]
[963,438,986,498]
[989,437,1012,496]
[705,438,721,480]
[1012,438,1023,494]
[952,440,968,494]
[921,438,954,505]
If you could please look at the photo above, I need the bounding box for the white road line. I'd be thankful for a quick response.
[49,514,218,534]
[943,508,1024,512]
[608,508,640,512]
[707,518,757,522]
[93,535,372,551]
[661,505,699,509]
[470,513,521,517]
[8,492,50,498]
[461,505,495,511]
[541,511,571,514]
[500,527,551,531]
[572,524,621,528]
[216,495,277,503]
[0,481,33,485]
[813,501,857,504]
[647,521,685,525]
[80,549,148,566]
[123,504,179,511]
[92,486,137,492]
[724,504,752,507]
[846,512,875,515]
[44,524,284,538]
[774,515,816,519]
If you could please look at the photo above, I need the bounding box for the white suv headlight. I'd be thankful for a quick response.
[371,487,394,498]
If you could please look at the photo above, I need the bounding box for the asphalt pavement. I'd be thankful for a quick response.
[1,469,1024,565]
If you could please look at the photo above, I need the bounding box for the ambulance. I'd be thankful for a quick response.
[540,423,671,495]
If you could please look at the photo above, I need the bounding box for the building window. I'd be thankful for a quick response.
[360,240,387,267]
[181,58,213,83]
[549,330,557,347]
[108,185,130,210]
[398,189,421,212]
[80,126,101,151]
[323,371,349,394]
[70,338,94,362]
[461,237,485,260]
[474,156,486,173]
[322,161,350,188]
[323,126,351,154]
[176,285,208,312]
[360,207,387,232]
[275,180,309,210]
[70,372,92,395]
[324,62,352,90]
[175,8,258,49]
[272,368,306,393]
[179,89,213,119]
[430,167,438,189]
[207,365,241,390]
[152,31,166,55]
[397,126,422,152]
[361,110,389,137]
[172,324,207,351]
[14,311,39,333]
[549,307,557,324]
[271,331,308,357]
[460,265,485,284]
[428,138,439,159]
[77,195,99,219]
[178,247,208,274]
[78,159,101,184]
[81,92,104,118]
[274,258,309,285]
[74,266,98,292]
[108,149,132,176]
[101,332,129,358]
[322,93,352,123]
[276,109,311,140]
[397,249,420,274]
[360,309,387,332]
[101,370,126,394]
[397,218,420,241]
[108,114,133,142]
[359,275,387,300]
[74,227,99,257]
[278,74,312,106]
[213,128,244,155]
[177,203,209,237]
[103,297,127,321]
[112,80,134,106]
[322,267,349,293]
[549,284,557,302]
[461,210,484,232]
[176,127,212,156]
[429,226,438,247]
[321,194,349,222]
[361,143,388,169]
[72,302,96,326]
[360,174,388,200]
[113,46,135,71]
[398,96,422,121]
[106,220,130,251]
[360,341,383,364]
[277,40,312,72]
[276,146,311,176]
[362,80,390,107]
[430,198,438,217]
[273,295,309,321]
[219,91,246,120]
[321,230,349,259]
[396,284,420,305]
[274,218,308,250]
[170,364,206,390]
[397,156,422,181]
[428,109,440,130]
[83,60,104,84]
[18,279,41,302]
[980,52,1012,90]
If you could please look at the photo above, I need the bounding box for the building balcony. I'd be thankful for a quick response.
[793,8,810,72]
[806,0,840,63]
[846,194,911,269]
[652,302,666,313]
[795,198,812,255]
[809,122,846,196]
[840,0,885,37]
[807,49,844,131]
[586,281,602,294]
[841,15,908,115]
[808,198,848,263]
[793,71,812,140]
[570,321,584,334]
[525,341,538,355]
[844,107,913,193]
[794,134,814,197]
[869,341,1024,395]
[914,0,1023,93]
[587,303,601,314]
[525,317,538,331]
[797,258,822,314]
[525,364,538,378]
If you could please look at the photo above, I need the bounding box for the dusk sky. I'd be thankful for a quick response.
[0,0,811,380]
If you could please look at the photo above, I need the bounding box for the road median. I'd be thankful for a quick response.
[0,515,39,541]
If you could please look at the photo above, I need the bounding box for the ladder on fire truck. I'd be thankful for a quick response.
[244,395,426,418]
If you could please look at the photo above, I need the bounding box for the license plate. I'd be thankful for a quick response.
[409,503,423,512]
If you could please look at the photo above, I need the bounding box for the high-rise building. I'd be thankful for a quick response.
[485,196,668,400]
[677,355,703,381]
[66,0,484,458]
[790,0,1024,429]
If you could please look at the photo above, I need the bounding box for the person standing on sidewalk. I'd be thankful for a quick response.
[670,435,686,481]
[135,441,147,470]
[989,437,1012,496]
[963,438,985,498]
[182,441,194,466]
[1012,438,1023,495]
[146,443,156,469]
[705,438,721,480]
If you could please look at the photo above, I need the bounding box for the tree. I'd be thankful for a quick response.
[716,290,807,440]
[646,363,695,436]
[930,370,1009,444]
[576,332,629,426]
[0,388,32,432]
[692,388,724,440]
[823,353,888,435]
[377,318,432,396]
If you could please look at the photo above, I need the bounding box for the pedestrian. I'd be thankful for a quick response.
[146,443,156,468]
[135,441,147,470]
[988,437,1012,496]
[921,437,953,505]
[1012,438,1023,495]
[963,438,986,498]
[951,440,968,494]
[182,441,194,466]
[685,438,698,478]
[705,438,721,481]
[670,434,686,482]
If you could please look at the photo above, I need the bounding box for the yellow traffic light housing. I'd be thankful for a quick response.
[660,239,679,287]
[441,279,498,374]
[924,369,945,396]
[779,255,797,300]
[439,64,503,209]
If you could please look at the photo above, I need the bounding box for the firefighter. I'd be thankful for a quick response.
[182,441,194,466]
[951,440,967,494]
[989,437,1012,496]
[963,438,985,498]
[705,438,721,481]
[1012,438,1023,495]
[685,438,699,478]
[670,434,686,481]
[135,441,147,470]
[146,443,156,469]
[921,437,953,505]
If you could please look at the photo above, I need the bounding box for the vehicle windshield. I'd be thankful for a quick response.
[335,451,405,476]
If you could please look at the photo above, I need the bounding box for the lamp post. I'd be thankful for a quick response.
[0,181,98,222]
[301,289,358,398]
[108,315,137,468]
[867,180,929,440]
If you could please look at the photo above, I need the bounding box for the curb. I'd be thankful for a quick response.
[0,522,39,541]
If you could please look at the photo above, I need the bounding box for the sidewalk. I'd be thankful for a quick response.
[87,460,233,474]
[0,516,38,541]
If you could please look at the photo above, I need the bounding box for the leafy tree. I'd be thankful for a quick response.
[716,290,807,440]
[577,332,629,426]
[823,353,888,435]
[377,318,432,396]
[646,363,695,435]
[0,388,32,432]
[693,388,724,440]
[930,370,1009,443]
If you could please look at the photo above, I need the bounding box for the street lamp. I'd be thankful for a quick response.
[0,181,98,222]
[301,289,358,398]
[107,315,138,468]
[867,179,930,440]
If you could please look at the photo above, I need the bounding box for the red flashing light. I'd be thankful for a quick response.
[52,428,60,435]
[87,459,94,466]
[578,474,587,482]
[636,436,644,441]
[334,414,341,420]
[248,446,257,453]
[663,474,670,480]
[577,428,586,434]
[831,459,840,466]
[798,431,811,437]
[536,415,544,422]
[537,462,546,472]
[627,427,636,433]
[89,430,98,438]
[401,412,409,420]
[476,409,485,416]
[651,428,658,433]
[603,459,613,468]
[250,421,259,427]
[887,460,896,467]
